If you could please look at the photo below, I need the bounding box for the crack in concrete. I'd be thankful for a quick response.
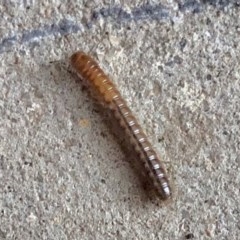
[0,2,239,54]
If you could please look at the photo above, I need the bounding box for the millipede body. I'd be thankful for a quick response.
[70,51,172,200]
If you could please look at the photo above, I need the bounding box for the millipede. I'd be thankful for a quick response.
[70,51,172,200]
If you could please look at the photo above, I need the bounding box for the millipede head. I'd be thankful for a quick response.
[70,51,98,71]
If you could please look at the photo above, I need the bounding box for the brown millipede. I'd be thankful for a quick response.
[70,51,172,200]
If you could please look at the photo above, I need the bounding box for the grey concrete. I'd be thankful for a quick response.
[0,1,239,240]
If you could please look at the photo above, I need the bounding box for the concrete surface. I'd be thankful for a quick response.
[0,1,240,239]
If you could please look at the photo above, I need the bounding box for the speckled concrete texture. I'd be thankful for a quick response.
[0,1,240,240]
